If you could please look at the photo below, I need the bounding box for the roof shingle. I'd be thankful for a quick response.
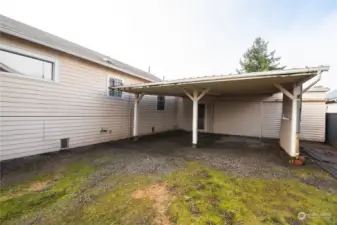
[0,14,161,82]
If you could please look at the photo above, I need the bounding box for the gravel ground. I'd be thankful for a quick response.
[1,130,336,189]
[1,130,337,224]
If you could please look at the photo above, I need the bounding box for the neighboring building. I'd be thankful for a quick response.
[327,89,337,113]
[0,15,177,161]
[326,89,337,147]
[177,86,329,142]
[0,15,330,161]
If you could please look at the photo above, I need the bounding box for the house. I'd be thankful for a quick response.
[327,89,337,113]
[0,15,177,161]
[0,15,330,161]
[114,71,329,158]
[326,89,337,147]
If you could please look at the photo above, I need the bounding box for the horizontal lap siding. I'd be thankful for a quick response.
[177,96,326,142]
[213,101,262,137]
[0,36,177,160]
[262,102,282,138]
[139,95,177,134]
[299,102,326,142]
[177,98,192,131]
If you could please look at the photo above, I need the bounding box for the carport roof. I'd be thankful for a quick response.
[111,66,329,97]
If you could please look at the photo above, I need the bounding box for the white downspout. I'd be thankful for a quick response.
[300,71,322,95]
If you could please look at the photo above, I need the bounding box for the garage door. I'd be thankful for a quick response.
[213,101,262,137]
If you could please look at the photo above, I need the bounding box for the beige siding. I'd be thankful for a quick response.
[206,103,214,132]
[177,98,192,131]
[177,90,327,142]
[299,102,326,142]
[138,95,177,135]
[213,101,262,137]
[0,35,177,161]
[261,102,282,138]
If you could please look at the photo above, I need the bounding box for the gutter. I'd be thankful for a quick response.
[113,66,330,90]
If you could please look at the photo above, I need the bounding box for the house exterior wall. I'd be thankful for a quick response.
[327,102,337,113]
[0,34,177,161]
[213,101,262,137]
[177,90,327,142]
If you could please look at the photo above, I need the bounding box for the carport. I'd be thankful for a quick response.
[111,66,329,158]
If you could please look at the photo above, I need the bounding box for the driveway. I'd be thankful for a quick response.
[1,131,336,224]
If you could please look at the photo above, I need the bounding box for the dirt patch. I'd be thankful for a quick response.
[132,182,171,225]
[28,180,49,192]
[0,180,49,202]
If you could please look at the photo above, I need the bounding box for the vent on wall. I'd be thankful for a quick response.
[60,138,69,149]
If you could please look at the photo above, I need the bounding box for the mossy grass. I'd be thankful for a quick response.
[166,162,337,225]
[1,160,336,224]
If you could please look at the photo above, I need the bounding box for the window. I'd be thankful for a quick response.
[0,48,55,81]
[157,96,165,110]
[108,77,123,98]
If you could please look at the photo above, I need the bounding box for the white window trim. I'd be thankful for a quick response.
[107,75,125,99]
[0,44,60,82]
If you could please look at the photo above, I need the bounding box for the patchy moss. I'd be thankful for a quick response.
[1,159,336,225]
[166,162,337,225]
[77,176,156,225]
[0,162,94,223]
[291,165,335,181]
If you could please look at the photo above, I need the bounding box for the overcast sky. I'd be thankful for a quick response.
[1,0,337,90]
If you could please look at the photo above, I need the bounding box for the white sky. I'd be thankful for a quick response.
[1,0,337,90]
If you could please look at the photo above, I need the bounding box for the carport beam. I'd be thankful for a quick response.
[274,84,294,100]
[133,93,144,140]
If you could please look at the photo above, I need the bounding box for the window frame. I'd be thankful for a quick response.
[0,44,59,82]
[107,75,125,99]
[157,95,165,111]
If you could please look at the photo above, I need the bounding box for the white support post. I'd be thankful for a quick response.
[182,88,210,147]
[290,85,301,157]
[133,93,144,140]
[192,90,198,147]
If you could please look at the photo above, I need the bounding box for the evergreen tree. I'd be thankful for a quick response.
[237,37,285,73]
